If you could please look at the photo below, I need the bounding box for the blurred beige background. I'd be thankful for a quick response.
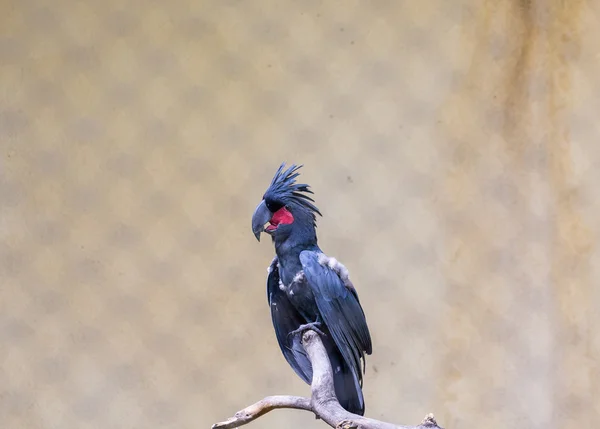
[1,1,599,428]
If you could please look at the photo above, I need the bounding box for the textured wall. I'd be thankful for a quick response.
[1,1,599,429]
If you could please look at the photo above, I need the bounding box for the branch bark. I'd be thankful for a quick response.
[212,330,444,429]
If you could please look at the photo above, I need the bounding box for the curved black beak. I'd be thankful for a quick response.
[251,200,272,241]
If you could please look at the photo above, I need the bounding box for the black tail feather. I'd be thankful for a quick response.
[323,335,365,415]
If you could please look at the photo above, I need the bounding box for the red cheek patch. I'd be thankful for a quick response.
[266,207,294,231]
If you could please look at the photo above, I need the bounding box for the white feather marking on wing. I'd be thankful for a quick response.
[318,253,351,281]
[292,271,305,284]
[317,253,329,265]
[268,257,278,274]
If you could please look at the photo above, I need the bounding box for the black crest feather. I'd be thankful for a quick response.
[263,163,322,219]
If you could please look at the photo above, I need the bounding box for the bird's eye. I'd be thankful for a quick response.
[265,199,283,212]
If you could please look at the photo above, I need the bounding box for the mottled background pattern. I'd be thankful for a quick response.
[1,1,599,429]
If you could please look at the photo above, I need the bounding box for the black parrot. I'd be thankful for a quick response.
[251,163,372,415]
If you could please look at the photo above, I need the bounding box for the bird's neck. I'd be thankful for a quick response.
[274,234,319,285]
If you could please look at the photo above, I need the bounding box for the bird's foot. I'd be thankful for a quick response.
[288,322,326,339]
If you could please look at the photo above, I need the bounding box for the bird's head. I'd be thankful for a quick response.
[251,163,322,243]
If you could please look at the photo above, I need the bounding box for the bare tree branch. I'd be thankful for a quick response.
[212,330,444,429]
[211,396,311,428]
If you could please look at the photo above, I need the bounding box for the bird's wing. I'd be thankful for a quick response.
[299,250,372,384]
[266,257,312,384]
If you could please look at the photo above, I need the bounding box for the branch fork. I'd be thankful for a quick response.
[212,330,444,429]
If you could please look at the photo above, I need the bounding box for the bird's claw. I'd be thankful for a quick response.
[288,322,326,339]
